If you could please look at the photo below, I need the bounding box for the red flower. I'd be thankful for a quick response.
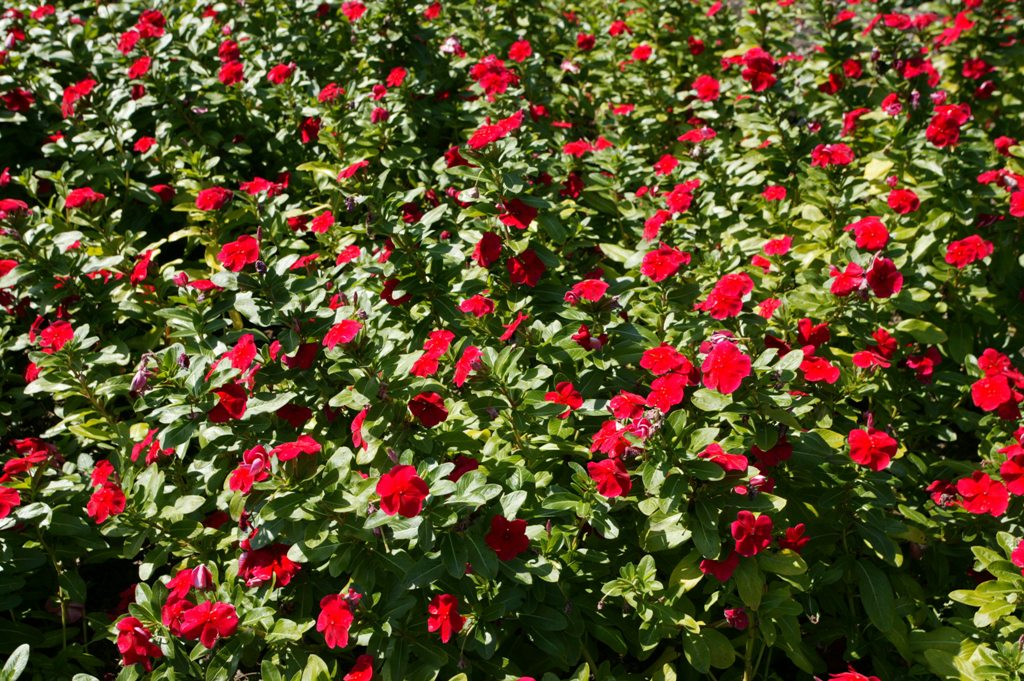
[459,295,494,317]
[130,250,155,284]
[848,428,897,471]
[454,346,483,387]
[646,372,688,412]
[794,352,835,385]
[131,428,173,465]
[507,249,546,287]
[740,47,778,92]
[700,551,739,581]
[696,273,753,319]
[467,110,524,149]
[196,187,233,211]
[310,210,335,234]
[957,472,1008,517]
[65,187,105,208]
[731,510,773,557]
[238,543,301,587]
[316,594,353,648]
[865,257,903,298]
[116,617,163,671]
[128,56,151,79]
[0,486,22,519]
[87,483,126,523]
[427,594,465,643]
[270,435,321,462]
[762,185,787,201]
[587,457,631,497]
[1012,540,1024,576]
[2,88,35,112]
[219,60,244,85]
[653,154,678,176]
[508,39,532,62]
[699,443,748,472]
[473,232,503,268]
[344,655,374,681]
[693,74,720,101]
[545,381,583,418]
[972,374,1012,412]
[926,103,970,148]
[217,235,259,272]
[810,143,854,167]
[469,54,519,99]
[485,516,530,560]
[229,445,270,493]
[887,188,920,214]
[565,278,608,304]
[945,235,993,269]
[61,78,97,118]
[338,159,370,180]
[267,62,295,85]
[829,667,881,681]
[641,344,689,375]
[377,465,429,517]
[640,243,690,282]
[323,319,362,349]
[999,449,1024,496]
[610,391,646,420]
[778,524,809,553]
[448,456,480,482]
[179,600,239,649]
[38,320,74,353]
[844,216,889,251]
[408,392,448,427]
[341,1,367,21]
[208,382,248,423]
[829,262,864,296]
[701,341,752,395]
[1011,191,1024,218]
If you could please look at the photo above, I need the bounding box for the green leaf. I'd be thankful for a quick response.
[682,630,711,674]
[895,319,948,345]
[703,628,737,669]
[734,558,764,610]
[266,618,314,644]
[300,654,331,681]
[855,562,896,633]
[757,550,807,576]
[689,388,732,412]
[1,644,29,681]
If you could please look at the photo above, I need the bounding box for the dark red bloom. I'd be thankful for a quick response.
[208,382,248,423]
[116,617,163,671]
[485,516,530,560]
[238,543,301,587]
[731,510,773,557]
[408,392,448,427]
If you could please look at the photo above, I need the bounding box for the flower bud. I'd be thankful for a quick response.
[191,565,213,590]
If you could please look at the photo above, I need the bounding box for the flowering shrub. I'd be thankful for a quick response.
[1,0,1024,680]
